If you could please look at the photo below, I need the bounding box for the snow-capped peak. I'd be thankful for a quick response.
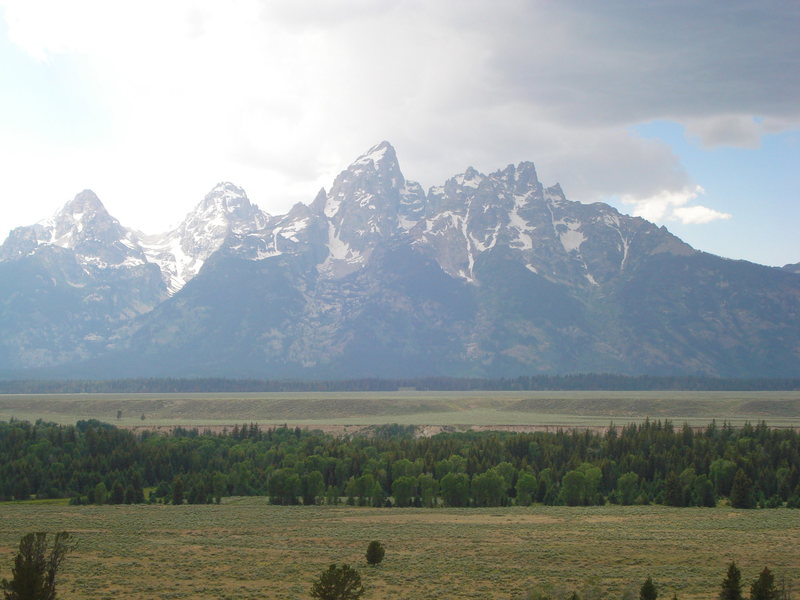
[200,182,253,216]
[58,189,107,217]
[43,189,132,255]
[140,183,269,295]
[351,140,396,169]
[48,189,116,242]
[0,189,150,272]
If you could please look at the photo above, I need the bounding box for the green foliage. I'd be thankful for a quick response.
[472,469,506,507]
[310,564,364,600]
[417,474,438,508]
[391,476,416,507]
[439,472,469,507]
[1,532,74,600]
[171,476,184,505]
[749,567,777,600]
[516,472,538,506]
[561,470,587,506]
[710,459,737,496]
[616,472,639,505]
[268,468,300,505]
[640,576,658,600]
[0,419,798,509]
[663,472,685,507]
[720,562,743,600]
[302,471,325,505]
[730,470,755,509]
[692,475,716,507]
[365,540,385,566]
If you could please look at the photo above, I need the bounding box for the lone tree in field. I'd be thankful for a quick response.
[365,541,385,566]
[310,564,365,600]
[720,561,743,600]
[1,532,74,600]
[750,567,778,600]
[640,576,658,600]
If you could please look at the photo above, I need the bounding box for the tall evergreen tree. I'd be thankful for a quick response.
[1,532,74,600]
[172,476,185,505]
[110,481,125,505]
[730,470,755,509]
[720,561,743,600]
[640,577,658,600]
[750,567,778,600]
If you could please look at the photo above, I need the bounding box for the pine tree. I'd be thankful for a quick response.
[1,532,74,600]
[720,561,743,600]
[172,476,185,505]
[110,481,125,505]
[750,567,778,600]
[640,577,658,600]
[730,470,755,509]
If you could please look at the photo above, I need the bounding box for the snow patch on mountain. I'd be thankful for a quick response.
[141,182,269,294]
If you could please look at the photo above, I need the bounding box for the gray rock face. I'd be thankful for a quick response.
[139,182,270,294]
[2,143,799,378]
[0,191,164,368]
[783,262,800,274]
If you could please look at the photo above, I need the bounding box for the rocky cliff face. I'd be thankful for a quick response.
[2,143,798,378]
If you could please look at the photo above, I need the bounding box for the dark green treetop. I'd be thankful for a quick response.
[365,541,385,566]
[640,577,658,600]
[720,561,743,600]
[1,532,75,600]
[310,564,365,600]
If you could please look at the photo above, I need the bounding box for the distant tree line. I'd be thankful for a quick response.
[1,419,799,508]
[1,374,798,394]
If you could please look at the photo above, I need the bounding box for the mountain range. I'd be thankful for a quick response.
[1,142,798,379]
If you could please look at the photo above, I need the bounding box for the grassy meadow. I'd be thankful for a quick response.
[1,390,800,430]
[2,391,798,598]
[0,500,797,599]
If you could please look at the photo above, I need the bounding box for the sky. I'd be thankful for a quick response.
[0,0,798,267]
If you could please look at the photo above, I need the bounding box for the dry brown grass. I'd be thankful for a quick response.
[0,500,797,599]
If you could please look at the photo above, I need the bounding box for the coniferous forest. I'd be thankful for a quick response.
[1,419,798,509]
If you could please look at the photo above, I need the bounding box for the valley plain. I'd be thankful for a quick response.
[1,390,799,430]
[0,500,797,599]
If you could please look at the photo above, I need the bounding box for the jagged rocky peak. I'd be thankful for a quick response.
[322,141,405,219]
[138,182,270,295]
[50,189,126,246]
[350,140,399,172]
[317,142,411,278]
[0,189,145,269]
[60,189,106,215]
[192,182,268,230]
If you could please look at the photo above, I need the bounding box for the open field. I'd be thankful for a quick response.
[0,500,797,599]
[1,390,800,430]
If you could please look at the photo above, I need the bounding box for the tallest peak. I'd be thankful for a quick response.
[61,189,106,215]
[351,141,397,169]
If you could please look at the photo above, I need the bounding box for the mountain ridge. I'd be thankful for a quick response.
[1,142,798,378]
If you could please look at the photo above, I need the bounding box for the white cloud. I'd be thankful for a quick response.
[0,0,795,241]
[621,185,732,225]
[672,205,732,225]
